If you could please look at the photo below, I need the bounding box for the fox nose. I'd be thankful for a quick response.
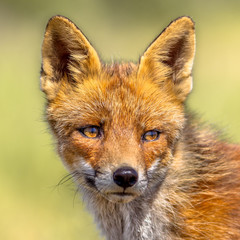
[113,167,138,189]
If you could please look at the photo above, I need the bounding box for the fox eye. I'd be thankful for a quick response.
[79,126,101,139]
[142,130,160,142]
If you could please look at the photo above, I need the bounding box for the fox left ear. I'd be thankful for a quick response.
[138,17,195,102]
[41,16,101,100]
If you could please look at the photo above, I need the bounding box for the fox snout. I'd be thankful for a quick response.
[92,165,145,203]
[78,160,147,203]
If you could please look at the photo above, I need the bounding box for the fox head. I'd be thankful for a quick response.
[41,16,195,203]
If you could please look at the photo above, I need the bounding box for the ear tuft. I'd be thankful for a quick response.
[41,15,101,99]
[138,16,195,102]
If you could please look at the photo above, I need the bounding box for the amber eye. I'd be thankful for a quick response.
[142,130,160,142]
[79,126,101,139]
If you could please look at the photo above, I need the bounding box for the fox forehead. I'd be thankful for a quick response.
[48,63,184,132]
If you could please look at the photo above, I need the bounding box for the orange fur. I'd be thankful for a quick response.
[41,16,240,240]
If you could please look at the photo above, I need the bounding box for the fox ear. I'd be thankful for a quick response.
[41,15,101,100]
[138,17,195,101]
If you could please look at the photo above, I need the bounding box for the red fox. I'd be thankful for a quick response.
[41,16,240,239]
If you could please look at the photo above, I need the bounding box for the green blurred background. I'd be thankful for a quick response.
[0,0,240,239]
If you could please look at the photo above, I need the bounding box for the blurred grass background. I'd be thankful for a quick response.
[0,0,240,239]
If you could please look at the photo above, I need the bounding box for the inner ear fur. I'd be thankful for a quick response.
[41,15,101,100]
[138,16,195,102]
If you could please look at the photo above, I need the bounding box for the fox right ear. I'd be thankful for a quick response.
[138,17,195,102]
[41,16,101,100]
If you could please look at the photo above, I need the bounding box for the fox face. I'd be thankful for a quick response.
[41,16,195,203]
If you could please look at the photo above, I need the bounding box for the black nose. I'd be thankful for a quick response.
[113,167,138,189]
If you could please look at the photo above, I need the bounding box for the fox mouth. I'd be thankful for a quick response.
[104,191,138,203]
[111,192,135,197]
